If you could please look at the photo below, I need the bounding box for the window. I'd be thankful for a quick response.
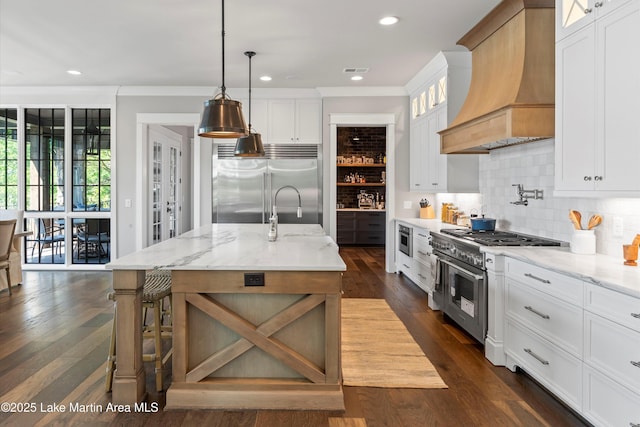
[25,108,65,212]
[0,109,18,209]
[72,109,111,212]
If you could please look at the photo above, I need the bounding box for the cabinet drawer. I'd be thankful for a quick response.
[585,311,640,395]
[356,217,385,232]
[356,232,385,245]
[397,251,414,278]
[505,320,582,410]
[506,279,582,357]
[336,230,356,245]
[585,284,640,333]
[583,365,640,427]
[413,228,431,246]
[413,241,432,266]
[505,258,583,305]
[337,212,356,228]
[414,259,432,293]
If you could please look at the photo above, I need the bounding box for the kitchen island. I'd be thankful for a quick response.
[106,223,346,410]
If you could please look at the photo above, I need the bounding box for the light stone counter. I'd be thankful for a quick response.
[107,223,345,272]
[395,218,459,232]
[107,223,345,410]
[482,246,640,298]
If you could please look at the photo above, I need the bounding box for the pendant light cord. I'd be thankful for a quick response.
[247,52,252,129]
[220,0,226,96]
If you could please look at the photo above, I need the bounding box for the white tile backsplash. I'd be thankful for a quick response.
[478,139,640,257]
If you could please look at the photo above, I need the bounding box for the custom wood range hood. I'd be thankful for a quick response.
[439,0,555,154]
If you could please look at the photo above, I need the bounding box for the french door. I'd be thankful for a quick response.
[148,125,181,246]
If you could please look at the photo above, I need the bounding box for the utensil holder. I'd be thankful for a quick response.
[420,206,435,219]
[570,230,596,254]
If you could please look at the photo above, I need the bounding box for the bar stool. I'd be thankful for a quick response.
[105,270,172,393]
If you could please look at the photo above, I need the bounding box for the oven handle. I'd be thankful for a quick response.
[437,257,484,281]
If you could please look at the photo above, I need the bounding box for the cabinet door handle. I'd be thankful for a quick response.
[418,273,427,280]
[525,305,550,320]
[631,313,640,319]
[594,175,603,181]
[584,176,592,181]
[594,1,603,7]
[584,7,593,13]
[418,233,428,238]
[524,273,551,284]
[631,361,640,369]
[486,258,494,263]
[403,264,410,269]
[417,250,428,256]
[524,348,549,365]
[431,183,438,186]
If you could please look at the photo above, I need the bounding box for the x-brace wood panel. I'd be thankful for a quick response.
[185,293,327,383]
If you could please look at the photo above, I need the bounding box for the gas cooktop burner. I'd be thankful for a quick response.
[440,228,563,247]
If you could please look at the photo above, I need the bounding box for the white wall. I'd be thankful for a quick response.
[115,95,209,256]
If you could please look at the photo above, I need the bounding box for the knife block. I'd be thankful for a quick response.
[420,206,435,219]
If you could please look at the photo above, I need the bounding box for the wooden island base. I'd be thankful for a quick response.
[165,270,345,411]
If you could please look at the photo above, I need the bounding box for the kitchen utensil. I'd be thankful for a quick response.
[470,216,496,231]
[587,214,602,230]
[569,210,582,230]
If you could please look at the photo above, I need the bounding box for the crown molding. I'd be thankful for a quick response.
[317,86,407,97]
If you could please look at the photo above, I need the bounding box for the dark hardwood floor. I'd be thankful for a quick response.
[0,247,590,427]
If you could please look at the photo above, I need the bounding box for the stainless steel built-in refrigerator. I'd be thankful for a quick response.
[212,144,321,225]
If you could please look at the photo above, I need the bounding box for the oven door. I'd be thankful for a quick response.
[398,225,412,256]
[439,257,487,343]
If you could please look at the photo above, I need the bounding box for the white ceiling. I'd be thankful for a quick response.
[0,0,501,89]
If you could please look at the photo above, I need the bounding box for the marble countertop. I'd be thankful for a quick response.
[107,223,346,271]
[395,218,463,232]
[482,246,640,299]
[337,208,386,212]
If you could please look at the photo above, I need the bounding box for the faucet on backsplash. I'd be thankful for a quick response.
[511,184,543,207]
[268,185,303,242]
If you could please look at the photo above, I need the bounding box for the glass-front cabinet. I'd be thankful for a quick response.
[556,0,633,40]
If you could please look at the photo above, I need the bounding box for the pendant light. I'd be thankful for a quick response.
[198,0,248,138]
[234,51,265,157]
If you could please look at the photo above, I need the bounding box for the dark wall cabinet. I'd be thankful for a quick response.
[337,211,385,246]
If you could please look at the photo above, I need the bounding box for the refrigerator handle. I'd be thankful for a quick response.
[262,172,267,224]
[267,172,273,218]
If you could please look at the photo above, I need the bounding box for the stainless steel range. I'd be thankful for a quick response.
[431,229,563,343]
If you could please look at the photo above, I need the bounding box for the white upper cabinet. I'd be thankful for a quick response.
[556,0,633,40]
[268,99,321,144]
[555,0,640,195]
[407,52,479,193]
[237,98,269,136]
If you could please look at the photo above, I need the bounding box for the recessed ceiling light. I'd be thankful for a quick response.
[379,16,399,26]
[351,75,363,81]
[67,70,82,76]
[259,75,272,82]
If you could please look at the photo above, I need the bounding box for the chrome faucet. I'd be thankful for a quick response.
[511,184,543,206]
[268,185,302,241]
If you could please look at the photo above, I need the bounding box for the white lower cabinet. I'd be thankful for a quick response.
[505,320,583,411]
[503,257,640,425]
[505,279,583,357]
[396,223,434,298]
[582,283,640,427]
[583,365,640,427]
[504,260,584,412]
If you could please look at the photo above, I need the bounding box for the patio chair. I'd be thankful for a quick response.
[0,219,17,295]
